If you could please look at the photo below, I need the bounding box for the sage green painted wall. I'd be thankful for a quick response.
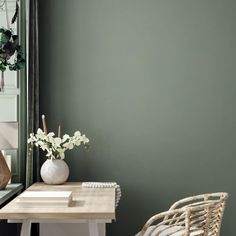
[39,1,236,235]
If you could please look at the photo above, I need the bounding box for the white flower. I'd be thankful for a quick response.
[47,132,55,137]
[63,142,74,150]
[47,133,55,143]
[62,134,70,142]
[59,152,65,159]
[27,133,36,143]
[74,139,82,146]
[36,128,45,139]
[74,131,81,137]
[54,137,62,147]
[36,141,44,149]
[28,127,89,159]
[57,148,65,159]
[82,135,89,144]
[41,143,48,151]
[46,149,54,159]
[37,128,44,135]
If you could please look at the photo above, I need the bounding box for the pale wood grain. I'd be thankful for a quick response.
[0,182,116,220]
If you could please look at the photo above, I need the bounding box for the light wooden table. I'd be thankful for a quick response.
[0,182,116,236]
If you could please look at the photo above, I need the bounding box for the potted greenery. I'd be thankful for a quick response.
[28,115,90,184]
[0,0,25,92]
[0,28,25,91]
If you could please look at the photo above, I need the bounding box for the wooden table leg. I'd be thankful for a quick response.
[20,220,32,236]
[88,221,99,236]
[99,223,106,236]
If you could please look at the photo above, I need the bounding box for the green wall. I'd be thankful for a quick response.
[39,1,236,235]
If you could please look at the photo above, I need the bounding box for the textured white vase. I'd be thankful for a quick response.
[40,159,69,185]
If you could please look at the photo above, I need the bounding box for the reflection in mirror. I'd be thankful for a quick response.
[0,121,18,189]
[0,0,25,92]
[0,0,27,184]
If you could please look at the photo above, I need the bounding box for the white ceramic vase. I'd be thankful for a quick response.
[40,159,69,185]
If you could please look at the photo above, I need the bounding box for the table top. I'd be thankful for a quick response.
[0,182,116,220]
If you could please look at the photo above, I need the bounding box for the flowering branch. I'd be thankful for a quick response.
[28,128,89,160]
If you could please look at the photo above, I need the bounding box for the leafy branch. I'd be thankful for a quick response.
[0,27,25,72]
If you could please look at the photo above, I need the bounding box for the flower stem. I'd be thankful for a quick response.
[58,124,61,138]
[41,114,48,134]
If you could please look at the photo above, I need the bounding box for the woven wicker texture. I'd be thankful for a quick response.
[137,192,228,236]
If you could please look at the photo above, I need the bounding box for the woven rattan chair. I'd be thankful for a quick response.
[135,192,228,236]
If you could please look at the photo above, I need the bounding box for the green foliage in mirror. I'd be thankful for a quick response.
[0,27,25,72]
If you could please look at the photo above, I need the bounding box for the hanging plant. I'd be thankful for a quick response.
[0,0,25,92]
[0,28,25,71]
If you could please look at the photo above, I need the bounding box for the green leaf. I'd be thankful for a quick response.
[12,35,19,47]
[8,64,15,71]
[0,30,12,45]
[17,61,25,69]
[0,63,6,72]
[0,28,25,72]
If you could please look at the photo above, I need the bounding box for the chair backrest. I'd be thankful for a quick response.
[168,192,228,236]
[138,192,228,236]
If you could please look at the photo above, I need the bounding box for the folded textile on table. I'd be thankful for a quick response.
[82,182,121,208]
